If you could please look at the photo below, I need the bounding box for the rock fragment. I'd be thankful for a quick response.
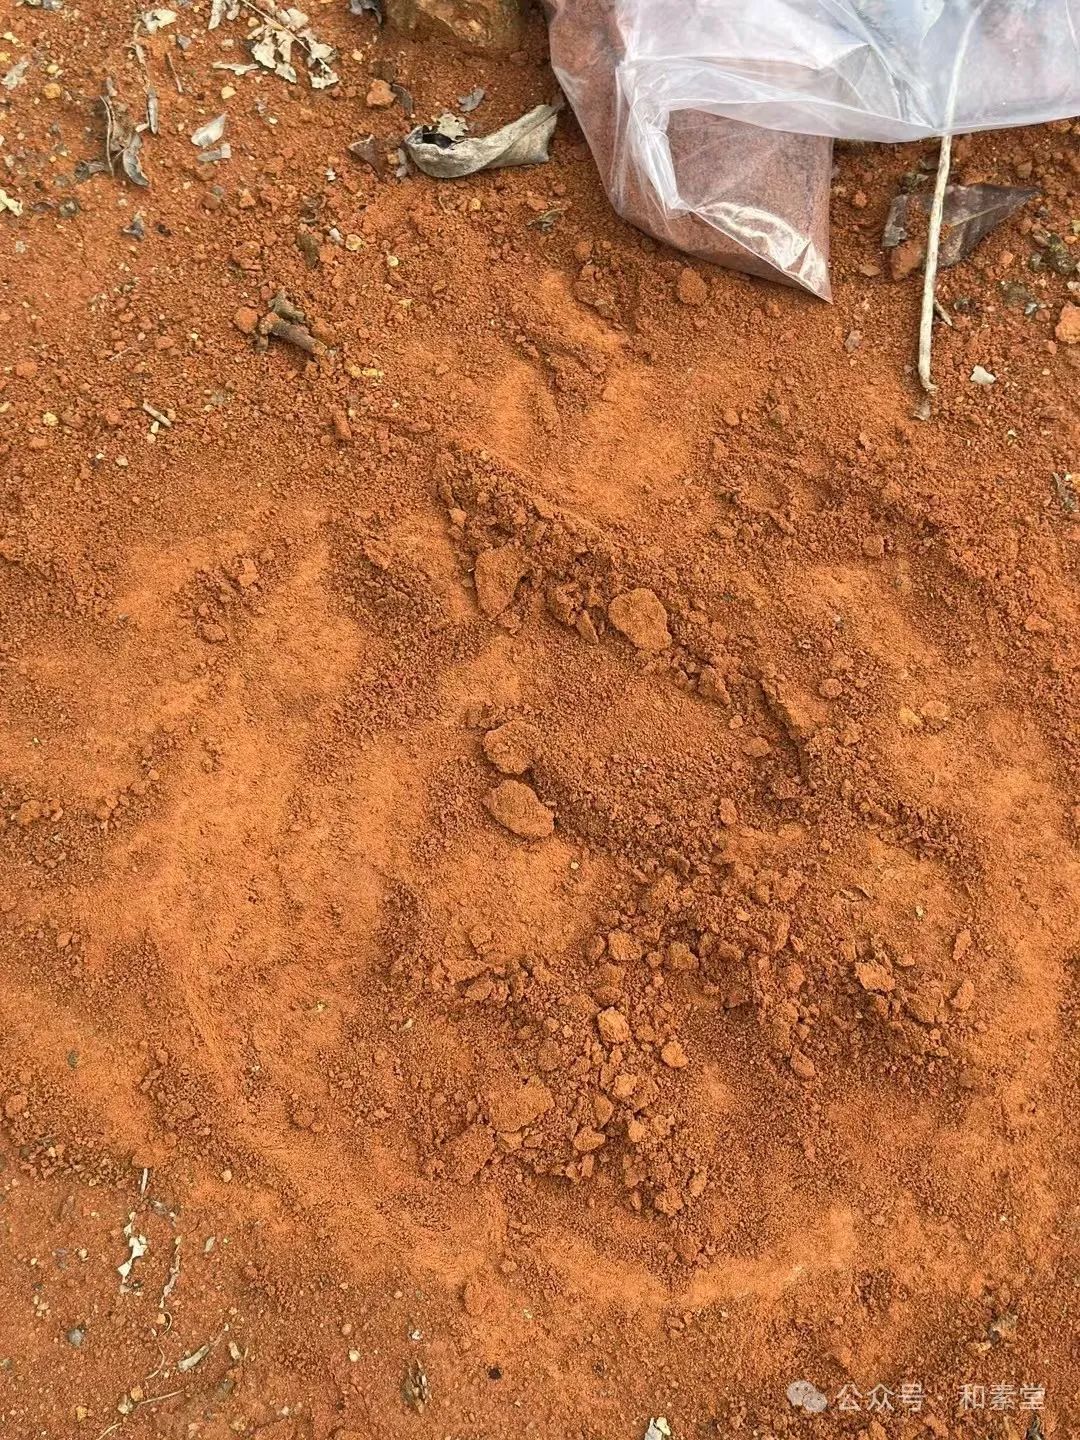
[1056,303,1080,344]
[572,1126,606,1153]
[366,78,394,108]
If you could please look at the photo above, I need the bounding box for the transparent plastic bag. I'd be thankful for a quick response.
[546,0,1080,298]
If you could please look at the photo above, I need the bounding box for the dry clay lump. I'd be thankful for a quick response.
[474,544,526,618]
[483,779,554,839]
[608,588,670,651]
[383,0,523,50]
[482,718,541,775]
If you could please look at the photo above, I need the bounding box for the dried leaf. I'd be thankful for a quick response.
[121,132,150,187]
[0,188,24,216]
[424,112,466,142]
[142,7,177,30]
[101,84,149,186]
[391,81,414,116]
[458,86,485,113]
[297,229,320,267]
[74,158,109,182]
[118,1219,148,1286]
[527,206,564,234]
[402,1359,431,1414]
[348,134,385,177]
[208,0,240,26]
[2,57,30,91]
[348,0,382,19]
[405,102,561,180]
[239,7,336,87]
[191,112,227,148]
[1053,471,1078,515]
[159,1236,182,1306]
[883,183,1036,269]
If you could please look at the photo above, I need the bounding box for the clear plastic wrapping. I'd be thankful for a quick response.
[546,0,1080,297]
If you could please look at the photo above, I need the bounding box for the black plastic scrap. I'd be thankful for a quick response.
[883,183,1036,268]
[403,101,562,179]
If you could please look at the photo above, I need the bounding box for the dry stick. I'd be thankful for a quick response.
[917,132,952,393]
[165,50,184,94]
[917,0,993,394]
[101,91,116,175]
[135,1388,184,1408]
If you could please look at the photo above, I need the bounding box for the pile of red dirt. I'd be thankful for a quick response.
[1,3,1078,1437]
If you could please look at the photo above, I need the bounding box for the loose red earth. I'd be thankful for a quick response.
[1,5,1079,1438]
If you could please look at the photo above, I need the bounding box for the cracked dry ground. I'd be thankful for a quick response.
[1,9,1080,1439]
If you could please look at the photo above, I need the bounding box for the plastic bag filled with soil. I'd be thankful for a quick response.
[546,0,833,296]
[545,0,1080,299]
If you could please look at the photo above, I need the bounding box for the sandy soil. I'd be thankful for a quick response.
[1,4,1079,1437]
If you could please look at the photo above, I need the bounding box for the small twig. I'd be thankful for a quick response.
[933,297,953,327]
[101,92,116,175]
[143,1341,166,1382]
[269,290,306,324]
[917,132,952,394]
[918,0,993,394]
[134,1387,184,1408]
[129,14,148,69]
[263,316,320,353]
[164,50,183,94]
